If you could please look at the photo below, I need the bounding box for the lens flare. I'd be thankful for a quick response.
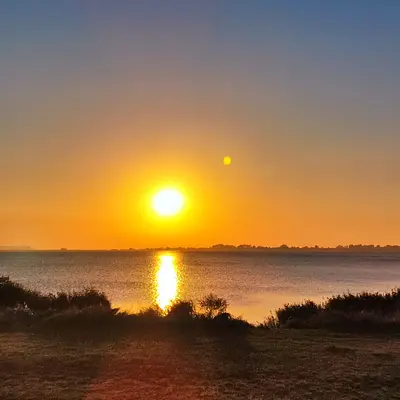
[223,156,232,165]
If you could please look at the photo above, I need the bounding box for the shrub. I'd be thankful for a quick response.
[324,289,400,315]
[0,276,31,308]
[199,294,228,319]
[213,312,232,323]
[275,300,320,326]
[50,292,70,311]
[26,294,52,311]
[0,276,50,310]
[166,300,195,321]
[224,315,252,330]
[0,278,251,333]
[258,315,277,329]
[202,312,252,332]
[0,277,111,312]
[270,289,400,332]
[51,288,111,311]
[297,310,400,333]
[0,307,37,331]
[137,305,163,319]
[40,307,120,331]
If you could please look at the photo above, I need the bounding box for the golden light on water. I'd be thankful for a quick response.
[155,254,179,310]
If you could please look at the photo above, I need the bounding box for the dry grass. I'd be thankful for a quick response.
[1,329,400,399]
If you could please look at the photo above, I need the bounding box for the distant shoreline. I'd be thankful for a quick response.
[1,246,400,253]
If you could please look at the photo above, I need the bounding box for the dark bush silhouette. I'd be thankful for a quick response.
[137,305,163,319]
[166,300,195,321]
[0,278,251,333]
[213,312,232,323]
[50,292,69,310]
[0,276,27,308]
[50,288,111,311]
[0,276,110,312]
[0,276,50,310]
[324,289,400,314]
[270,289,400,332]
[211,312,251,331]
[39,307,121,332]
[8,275,400,334]
[276,300,320,325]
[199,294,228,319]
[286,310,400,333]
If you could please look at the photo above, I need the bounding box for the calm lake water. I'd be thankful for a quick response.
[1,251,400,322]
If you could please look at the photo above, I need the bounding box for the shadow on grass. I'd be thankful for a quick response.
[210,331,260,381]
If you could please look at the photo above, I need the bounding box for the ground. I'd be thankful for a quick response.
[1,329,399,400]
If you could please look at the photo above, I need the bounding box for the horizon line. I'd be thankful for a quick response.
[1,244,400,252]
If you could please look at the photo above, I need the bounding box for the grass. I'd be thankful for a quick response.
[2,277,400,398]
[1,329,400,399]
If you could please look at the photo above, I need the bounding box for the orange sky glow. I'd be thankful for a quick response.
[1,3,399,249]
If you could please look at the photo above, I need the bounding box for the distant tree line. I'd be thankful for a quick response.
[210,244,400,251]
[135,244,400,252]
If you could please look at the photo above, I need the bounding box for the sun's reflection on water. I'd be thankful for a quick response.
[155,254,179,311]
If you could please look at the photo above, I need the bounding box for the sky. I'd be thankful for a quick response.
[1,1,400,249]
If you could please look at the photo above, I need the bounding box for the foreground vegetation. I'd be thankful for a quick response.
[270,289,400,332]
[1,277,400,398]
[2,276,400,333]
[0,277,250,332]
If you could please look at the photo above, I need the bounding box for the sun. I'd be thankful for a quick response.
[152,188,184,217]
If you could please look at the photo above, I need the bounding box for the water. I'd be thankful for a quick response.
[1,251,400,323]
